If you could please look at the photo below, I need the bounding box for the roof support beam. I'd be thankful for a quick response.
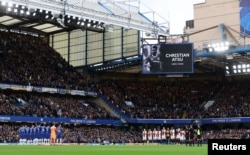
[9,0,168,36]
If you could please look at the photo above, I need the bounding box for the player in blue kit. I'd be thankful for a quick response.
[30,124,37,144]
[25,125,32,144]
[19,125,26,144]
[40,123,46,143]
[45,124,51,144]
[56,124,63,145]
[35,124,42,144]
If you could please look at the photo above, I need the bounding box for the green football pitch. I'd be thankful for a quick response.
[0,144,207,155]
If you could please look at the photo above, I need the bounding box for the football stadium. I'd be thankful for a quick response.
[0,0,250,155]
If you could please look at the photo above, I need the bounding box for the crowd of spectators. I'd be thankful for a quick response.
[0,123,19,143]
[1,29,249,120]
[97,78,215,119]
[203,78,250,118]
[0,31,86,89]
[0,89,115,119]
[202,127,250,139]
[0,31,250,144]
[97,77,250,119]
[63,124,141,144]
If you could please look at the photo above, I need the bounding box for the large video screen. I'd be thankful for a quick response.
[240,0,250,36]
[142,43,194,74]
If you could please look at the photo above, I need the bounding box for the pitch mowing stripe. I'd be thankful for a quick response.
[0,144,207,155]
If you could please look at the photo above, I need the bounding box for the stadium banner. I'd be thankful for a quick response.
[31,86,43,92]
[0,115,121,125]
[130,118,193,124]
[85,91,97,97]
[10,84,27,91]
[130,117,250,124]
[202,117,249,124]
[240,0,250,36]
[70,90,86,96]
[26,85,33,92]
[58,88,71,94]
[42,87,58,93]
[0,83,98,97]
[0,83,11,89]
[1,115,250,125]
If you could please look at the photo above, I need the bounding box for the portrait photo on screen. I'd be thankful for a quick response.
[142,44,162,73]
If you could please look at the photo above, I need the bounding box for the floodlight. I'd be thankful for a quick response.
[1,1,6,6]
[8,2,12,7]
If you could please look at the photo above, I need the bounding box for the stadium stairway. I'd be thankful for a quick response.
[93,97,121,119]
[97,92,130,123]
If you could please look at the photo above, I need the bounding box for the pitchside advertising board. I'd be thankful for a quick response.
[142,43,194,74]
[208,139,250,155]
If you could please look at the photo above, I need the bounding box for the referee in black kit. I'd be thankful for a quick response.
[189,124,195,146]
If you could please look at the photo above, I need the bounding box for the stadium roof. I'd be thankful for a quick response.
[0,0,169,36]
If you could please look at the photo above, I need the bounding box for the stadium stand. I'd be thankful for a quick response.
[0,33,250,143]
[0,31,86,89]
[0,89,115,119]
[0,0,250,145]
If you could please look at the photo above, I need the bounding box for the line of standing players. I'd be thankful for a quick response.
[18,123,63,145]
[142,124,202,146]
